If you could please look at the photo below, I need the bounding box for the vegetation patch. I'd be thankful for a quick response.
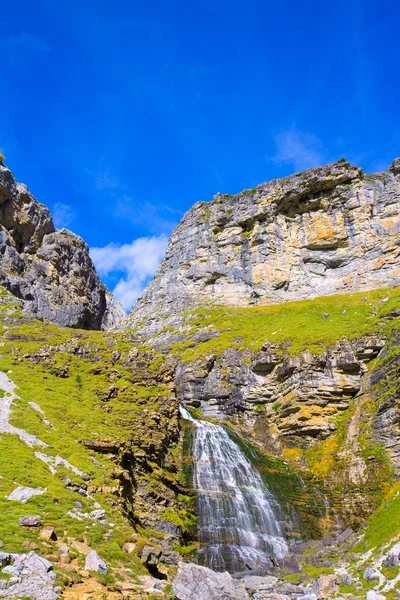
[172,286,400,362]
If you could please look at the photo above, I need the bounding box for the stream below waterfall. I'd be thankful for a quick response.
[180,406,288,573]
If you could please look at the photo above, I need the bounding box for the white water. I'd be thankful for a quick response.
[180,406,288,572]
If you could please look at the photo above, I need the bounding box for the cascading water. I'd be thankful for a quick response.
[180,406,288,573]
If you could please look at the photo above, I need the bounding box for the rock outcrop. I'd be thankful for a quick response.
[0,163,125,329]
[128,159,400,335]
[177,335,384,439]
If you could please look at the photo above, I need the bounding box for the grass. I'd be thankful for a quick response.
[171,285,400,362]
[354,483,400,552]
[0,287,186,580]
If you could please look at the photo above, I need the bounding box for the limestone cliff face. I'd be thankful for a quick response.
[0,163,125,329]
[129,159,400,334]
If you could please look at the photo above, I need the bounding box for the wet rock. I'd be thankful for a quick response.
[84,549,107,574]
[173,561,249,600]
[18,515,41,527]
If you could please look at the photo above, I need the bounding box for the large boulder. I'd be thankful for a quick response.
[172,562,249,600]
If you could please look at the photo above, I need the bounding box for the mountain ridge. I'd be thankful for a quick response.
[127,158,400,339]
[0,162,125,330]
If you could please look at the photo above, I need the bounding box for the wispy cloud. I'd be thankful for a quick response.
[116,194,181,235]
[52,203,76,228]
[1,32,50,67]
[92,162,182,235]
[270,126,326,172]
[90,234,168,311]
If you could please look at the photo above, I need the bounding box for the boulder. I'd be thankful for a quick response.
[363,566,380,581]
[317,574,338,598]
[18,515,41,527]
[85,549,107,575]
[0,551,57,599]
[366,591,386,600]
[140,545,162,566]
[6,486,45,503]
[39,526,57,541]
[173,561,249,600]
[243,575,279,592]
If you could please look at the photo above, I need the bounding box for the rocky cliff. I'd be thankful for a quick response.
[128,158,400,335]
[0,163,125,329]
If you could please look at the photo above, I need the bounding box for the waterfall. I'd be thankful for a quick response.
[180,406,288,573]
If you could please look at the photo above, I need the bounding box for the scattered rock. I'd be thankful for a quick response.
[84,549,107,575]
[39,526,57,541]
[140,544,162,566]
[18,515,41,527]
[122,542,137,554]
[6,486,45,503]
[0,551,57,599]
[366,591,386,600]
[363,566,380,581]
[173,562,249,600]
[89,509,106,520]
[318,574,338,598]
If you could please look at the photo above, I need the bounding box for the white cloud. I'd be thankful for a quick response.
[270,127,326,172]
[90,234,168,311]
[53,203,76,228]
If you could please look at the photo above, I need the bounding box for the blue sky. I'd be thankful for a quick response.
[1,0,399,309]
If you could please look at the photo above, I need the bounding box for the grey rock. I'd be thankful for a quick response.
[0,553,11,568]
[363,567,380,581]
[277,582,303,594]
[243,575,279,592]
[6,486,45,503]
[296,595,318,600]
[0,551,57,599]
[18,515,42,527]
[140,545,162,566]
[59,545,69,557]
[89,509,106,520]
[173,561,249,600]
[340,573,353,585]
[0,163,125,330]
[366,592,386,600]
[84,549,107,575]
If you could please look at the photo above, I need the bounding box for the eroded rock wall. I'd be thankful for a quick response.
[0,163,125,329]
[129,159,400,335]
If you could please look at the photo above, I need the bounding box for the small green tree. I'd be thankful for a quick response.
[0,153,5,165]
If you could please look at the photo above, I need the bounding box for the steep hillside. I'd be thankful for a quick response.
[128,158,400,337]
[0,287,194,598]
[0,162,125,329]
[2,157,400,599]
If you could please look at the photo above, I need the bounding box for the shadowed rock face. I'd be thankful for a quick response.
[128,159,400,335]
[0,163,125,329]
